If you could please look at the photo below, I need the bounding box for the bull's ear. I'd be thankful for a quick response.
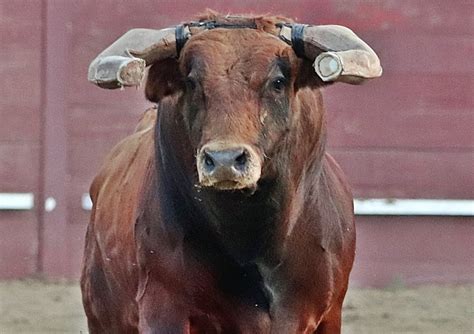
[145,58,184,102]
[280,24,382,85]
[294,59,327,90]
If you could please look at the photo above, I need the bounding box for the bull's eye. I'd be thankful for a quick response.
[271,77,287,92]
[185,77,197,91]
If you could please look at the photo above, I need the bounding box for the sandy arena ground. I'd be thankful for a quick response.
[0,280,472,333]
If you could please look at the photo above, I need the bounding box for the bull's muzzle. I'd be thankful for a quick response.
[197,142,261,190]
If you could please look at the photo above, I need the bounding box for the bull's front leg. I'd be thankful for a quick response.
[138,303,190,334]
[139,319,190,334]
[269,307,319,334]
[136,278,190,334]
[269,305,342,334]
[268,289,336,334]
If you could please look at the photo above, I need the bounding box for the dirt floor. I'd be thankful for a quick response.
[0,280,472,333]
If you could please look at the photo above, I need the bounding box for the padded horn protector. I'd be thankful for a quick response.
[88,28,177,89]
[282,24,382,84]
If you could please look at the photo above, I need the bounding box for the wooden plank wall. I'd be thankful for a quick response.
[325,0,473,199]
[0,1,42,278]
[0,0,472,284]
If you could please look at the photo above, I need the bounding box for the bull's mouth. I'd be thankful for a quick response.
[212,180,240,190]
[202,179,253,191]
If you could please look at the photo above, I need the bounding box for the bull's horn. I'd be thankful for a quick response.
[88,28,177,89]
[279,24,382,84]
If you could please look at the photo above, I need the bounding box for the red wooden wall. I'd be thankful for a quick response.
[0,0,472,285]
[0,1,43,278]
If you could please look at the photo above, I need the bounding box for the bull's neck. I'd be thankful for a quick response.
[154,105,291,266]
[153,93,326,266]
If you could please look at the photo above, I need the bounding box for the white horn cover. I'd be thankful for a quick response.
[88,28,177,89]
[281,24,382,84]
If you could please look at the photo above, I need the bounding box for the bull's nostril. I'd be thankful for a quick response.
[204,152,215,168]
[234,152,247,168]
[200,147,251,175]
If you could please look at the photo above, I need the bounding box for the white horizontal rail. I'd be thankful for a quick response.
[82,193,474,216]
[82,193,93,211]
[354,199,474,216]
[0,193,34,210]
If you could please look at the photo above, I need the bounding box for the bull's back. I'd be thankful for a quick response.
[318,153,356,283]
[81,108,156,332]
[287,152,355,323]
[89,108,156,235]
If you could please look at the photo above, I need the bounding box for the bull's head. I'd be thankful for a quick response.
[89,14,382,192]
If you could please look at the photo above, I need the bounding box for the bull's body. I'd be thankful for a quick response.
[81,105,355,333]
[81,12,381,334]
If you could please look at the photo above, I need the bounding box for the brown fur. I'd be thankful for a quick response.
[81,13,355,334]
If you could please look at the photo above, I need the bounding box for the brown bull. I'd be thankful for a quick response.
[81,12,382,333]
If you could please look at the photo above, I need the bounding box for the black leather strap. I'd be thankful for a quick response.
[291,24,307,58]
[189,20,257,30]
[176,20,278,56]
[175,24,189,57]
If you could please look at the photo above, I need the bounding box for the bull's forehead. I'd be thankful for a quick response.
[180,29,293,84]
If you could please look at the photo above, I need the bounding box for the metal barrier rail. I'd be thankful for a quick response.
[0,193,34,210]
[354,199,474,216]
[1,193,472,216]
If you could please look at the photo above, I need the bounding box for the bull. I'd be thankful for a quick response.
[81,12,382,334]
